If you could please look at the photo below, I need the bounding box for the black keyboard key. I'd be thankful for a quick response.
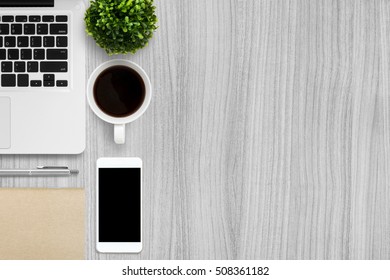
[11,24,22,34]
[8,49,19,60]
[17,74,28,86]
[14,61,25,72]
[15,16,27,22]
[27,61,38,72]
[44,80,54,87]
[37,24,48,35]
[40,61,67,72]
[0,37,2,47]
[21,49,32,60]
[29,16,41,22]
[42,16,54,22]
[47,49,67,60]
[4,36,16,47]
[0,24,9,35]
[1,62,12,72]
[56,15,68,22]
[0,49,5,60]
[34,49,45,60]
[43,74,54,81]
[56,36,67,47]
[2,16,14,22]
[17,36,28,47]
[1,74,16,86]
[31,80,42,87]
[50,24,67,34]
[43,36,54,47]
[24,24,35,35]
[30,36,42,47]
[56,80,68,87]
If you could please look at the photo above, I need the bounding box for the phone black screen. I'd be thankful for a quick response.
[98,168,141,242]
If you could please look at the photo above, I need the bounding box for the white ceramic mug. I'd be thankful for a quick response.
[87,60,152,144]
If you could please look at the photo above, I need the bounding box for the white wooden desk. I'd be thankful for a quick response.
[1,0,390,259]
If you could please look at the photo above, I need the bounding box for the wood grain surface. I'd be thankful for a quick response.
[1,0,390,259]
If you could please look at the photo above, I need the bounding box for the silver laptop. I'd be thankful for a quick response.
[0,0,85,154]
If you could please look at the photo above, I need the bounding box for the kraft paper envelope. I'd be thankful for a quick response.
[0,188,84,260]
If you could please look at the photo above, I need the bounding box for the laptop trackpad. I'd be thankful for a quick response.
[0,97,11,149]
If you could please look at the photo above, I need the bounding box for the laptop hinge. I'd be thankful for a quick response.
[0,0,54,7]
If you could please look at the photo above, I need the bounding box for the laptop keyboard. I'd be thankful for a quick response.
[0,14,69,88]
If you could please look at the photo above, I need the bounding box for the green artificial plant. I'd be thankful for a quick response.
[85,0,158,55]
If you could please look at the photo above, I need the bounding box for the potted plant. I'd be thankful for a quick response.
[85,0,158,55]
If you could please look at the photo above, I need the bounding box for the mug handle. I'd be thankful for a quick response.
[114,124,126,144]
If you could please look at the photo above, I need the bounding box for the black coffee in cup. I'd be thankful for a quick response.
[93,66,146,117]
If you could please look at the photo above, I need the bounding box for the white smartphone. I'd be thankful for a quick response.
[96,157,142,253]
